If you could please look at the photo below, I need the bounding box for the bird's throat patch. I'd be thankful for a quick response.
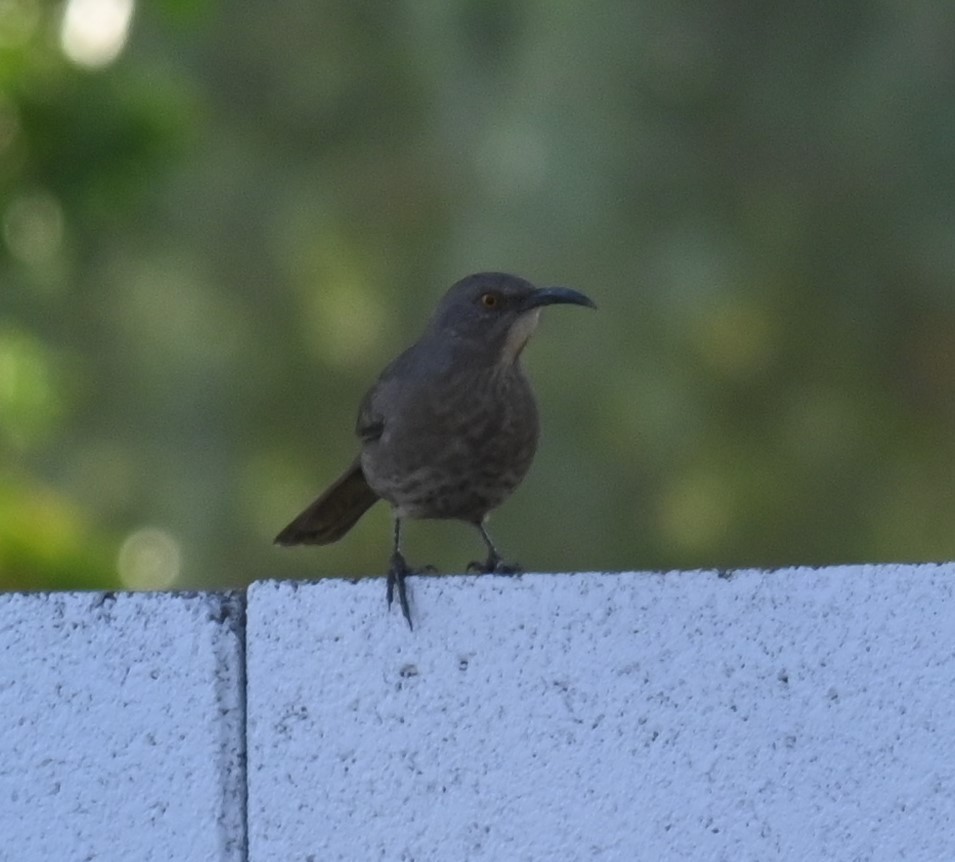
[502,309,541,364]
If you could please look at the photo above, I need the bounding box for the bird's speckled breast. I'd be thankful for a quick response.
[361,364,540,523]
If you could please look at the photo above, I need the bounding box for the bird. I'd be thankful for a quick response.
[275,271,596,628]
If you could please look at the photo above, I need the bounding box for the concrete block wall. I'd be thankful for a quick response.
[0,591,246,862]
[2,564,954,861]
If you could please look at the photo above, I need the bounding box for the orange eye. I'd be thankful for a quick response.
[481,292,499,309]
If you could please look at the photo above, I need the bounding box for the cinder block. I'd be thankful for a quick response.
[0,591,246,862]
[246,564,955,861]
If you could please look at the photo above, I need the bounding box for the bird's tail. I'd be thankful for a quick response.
[274,459,379,546]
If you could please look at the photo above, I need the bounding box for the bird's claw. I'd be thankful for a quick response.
[386,554,413,630]
[467,556,523,576]
[386,556,436,630]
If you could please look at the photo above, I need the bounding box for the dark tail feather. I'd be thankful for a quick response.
[274,459,379,546]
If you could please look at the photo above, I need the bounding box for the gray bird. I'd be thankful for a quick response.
[275,272,596,627]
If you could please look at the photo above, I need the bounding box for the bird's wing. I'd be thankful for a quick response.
[355,343,421,443]
[356,385,385,443]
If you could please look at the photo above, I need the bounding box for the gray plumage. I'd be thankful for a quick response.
[275,272,596,627]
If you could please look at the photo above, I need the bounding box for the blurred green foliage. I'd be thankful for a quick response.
[1,0,953,591]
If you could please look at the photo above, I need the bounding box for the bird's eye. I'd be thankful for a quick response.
[480,292,500,309]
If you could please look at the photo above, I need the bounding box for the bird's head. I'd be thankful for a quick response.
[425,272,596,364]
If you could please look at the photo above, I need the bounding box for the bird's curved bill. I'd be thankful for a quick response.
[522,286,597,312]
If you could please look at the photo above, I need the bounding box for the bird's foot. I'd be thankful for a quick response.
[386,554,435,630]
[467,554,523,576]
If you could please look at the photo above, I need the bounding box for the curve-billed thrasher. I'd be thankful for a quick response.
[275,271,595,627]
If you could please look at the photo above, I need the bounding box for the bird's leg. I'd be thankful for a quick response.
[385,518,437,629]
[386,518,414,629]
[468,523,523,575]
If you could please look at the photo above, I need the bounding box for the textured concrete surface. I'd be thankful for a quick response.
[0,591,246,862]
[246,564,955,862]
[3,565,953,861]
